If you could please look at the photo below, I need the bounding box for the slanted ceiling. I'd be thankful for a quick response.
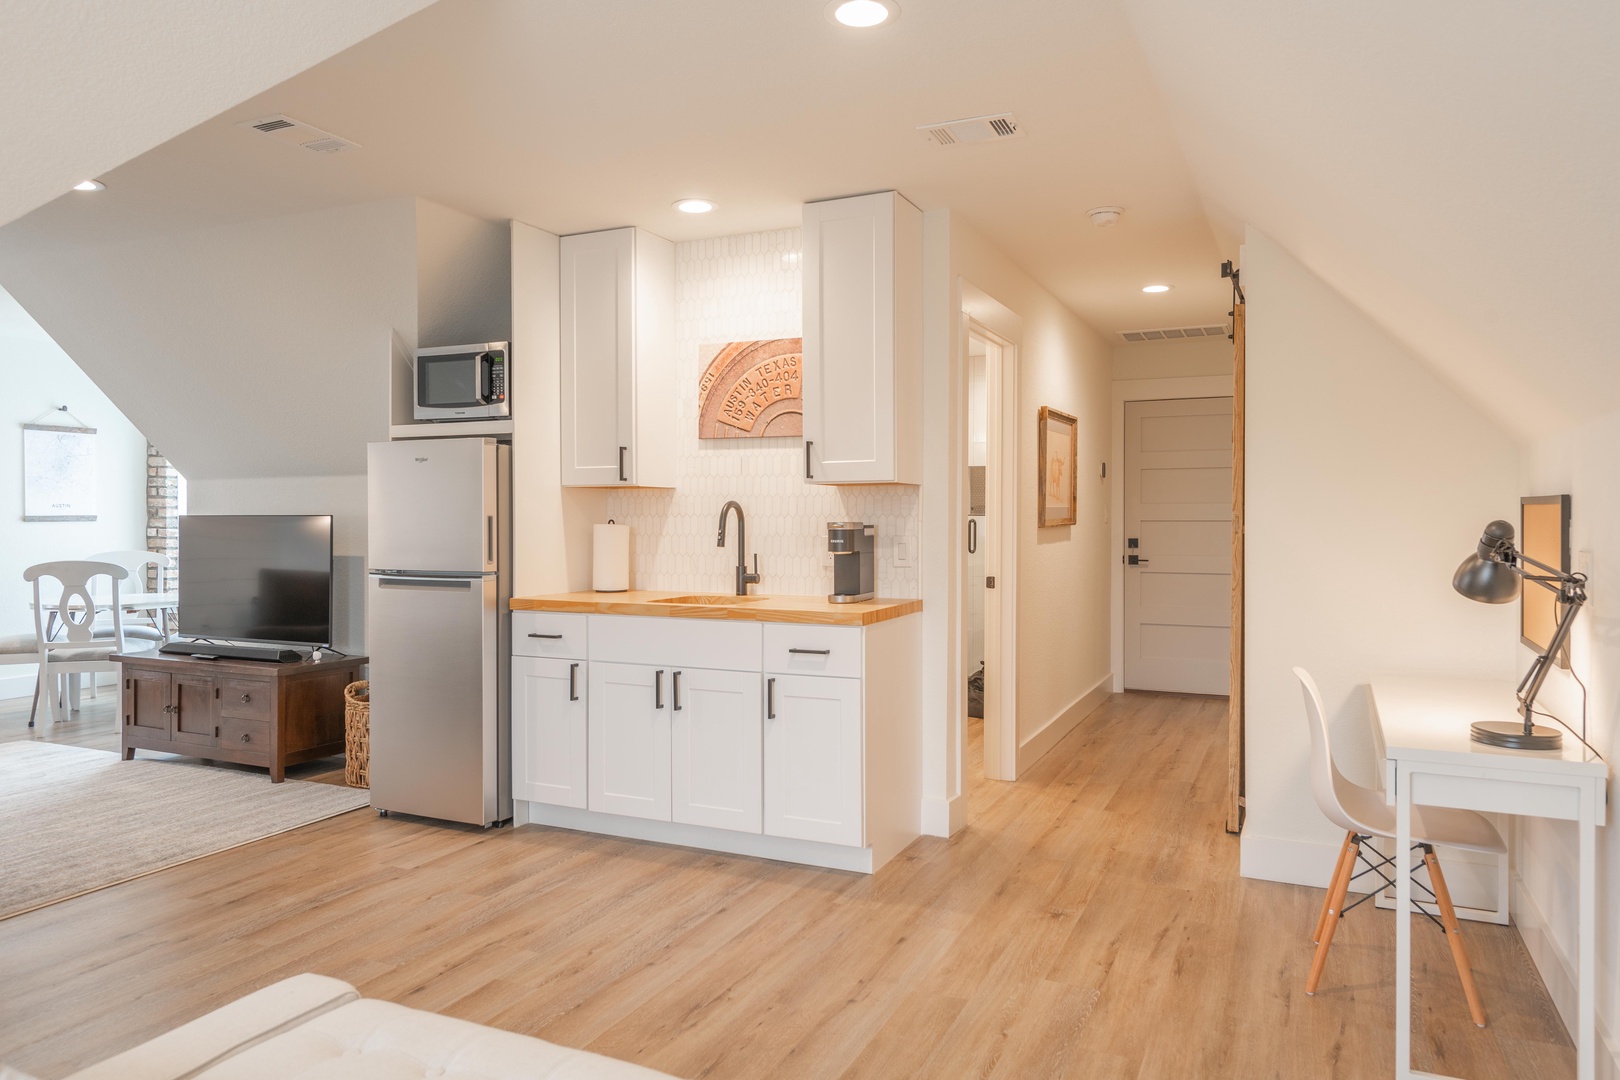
[1125,0,1620,437]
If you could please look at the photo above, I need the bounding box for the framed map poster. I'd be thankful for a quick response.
[22,422,97,521]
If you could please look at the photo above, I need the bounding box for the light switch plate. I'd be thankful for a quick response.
[894,535,916,568]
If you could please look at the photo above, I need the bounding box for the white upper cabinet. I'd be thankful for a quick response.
[560,227,674,487]
[801,191,922,485]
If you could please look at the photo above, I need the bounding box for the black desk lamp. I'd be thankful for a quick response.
[1452,520,1586,750]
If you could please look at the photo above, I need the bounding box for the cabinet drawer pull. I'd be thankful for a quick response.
[240,693,252,704]
[788,648,831,656]
[240,733,251,744]
[528,633,563,639]
[569,663,579,702]
[654,670,664,710]
[767,677,776,720]
[672,670,683,712]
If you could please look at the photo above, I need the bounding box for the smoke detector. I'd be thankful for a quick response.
[238,114,360,154]
[918,112,1023,146]
[1087,206,1123,227]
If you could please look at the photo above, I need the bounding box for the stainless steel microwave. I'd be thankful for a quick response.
[414,342,510,421]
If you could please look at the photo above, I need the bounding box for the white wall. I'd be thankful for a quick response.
[1518,414,1620,1068]
[605,229,921,598]
[1240,228,1521,889]
[0,0,435,228]
[417,201,512,348]
[1113,335,1233,381]
[0,289,150,698]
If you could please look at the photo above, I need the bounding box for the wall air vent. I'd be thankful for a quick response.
[918,112,1023,146]
[1117,324,1231,343]
[238,114,360,154]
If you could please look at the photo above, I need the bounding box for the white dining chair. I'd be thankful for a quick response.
[86,549,171,643]
[25,560,130,727]
[1294,666,1504,1028]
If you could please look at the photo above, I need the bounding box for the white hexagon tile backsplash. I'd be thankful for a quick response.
[605,228,920,599]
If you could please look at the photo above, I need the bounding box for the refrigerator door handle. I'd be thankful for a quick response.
[376,576,474,589]
[486,515,494,564]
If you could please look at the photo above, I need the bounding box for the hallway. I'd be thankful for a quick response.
[0,691,1572,1078]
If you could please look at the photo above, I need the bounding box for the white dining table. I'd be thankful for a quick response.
[31,591,178,710]
[1370,675,1609,1080]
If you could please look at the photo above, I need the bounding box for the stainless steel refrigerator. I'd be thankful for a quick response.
[366,437,510,826]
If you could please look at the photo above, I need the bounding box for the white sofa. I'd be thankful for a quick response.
[13,974,679,1080]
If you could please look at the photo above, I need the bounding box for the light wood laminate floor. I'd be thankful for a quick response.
[0,689,1572,1078]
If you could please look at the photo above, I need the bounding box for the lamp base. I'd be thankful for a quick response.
[1470,720,1563,751]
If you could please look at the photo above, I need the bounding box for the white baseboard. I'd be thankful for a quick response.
[0,668,118,702]
[1016,672,1112,774]
[921,793,967,838]
[1513,872,1620,1079]
[1242,833,1509,923]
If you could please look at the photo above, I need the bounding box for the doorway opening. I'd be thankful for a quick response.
[963,321,1016,782]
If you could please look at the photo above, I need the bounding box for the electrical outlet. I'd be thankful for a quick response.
[894,535,916,568]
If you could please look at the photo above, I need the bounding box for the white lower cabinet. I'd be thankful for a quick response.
[587,662,671,821]
[512,656,587,809]
[670,667,762,833]
[764,674,862,847]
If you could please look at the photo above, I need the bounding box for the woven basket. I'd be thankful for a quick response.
[343,680,370,789]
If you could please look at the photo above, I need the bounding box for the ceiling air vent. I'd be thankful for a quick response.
[918,112,1023,146]
[1117,324,1231,343]
[238,114,360,154]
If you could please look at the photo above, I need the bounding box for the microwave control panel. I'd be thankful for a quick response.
[487,351,506,402]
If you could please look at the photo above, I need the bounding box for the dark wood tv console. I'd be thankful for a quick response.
[113,650,367,782]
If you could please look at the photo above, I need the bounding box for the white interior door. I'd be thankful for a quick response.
[1123,397,1233,694]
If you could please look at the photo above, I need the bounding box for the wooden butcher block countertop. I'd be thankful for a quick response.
[509,590,922,627]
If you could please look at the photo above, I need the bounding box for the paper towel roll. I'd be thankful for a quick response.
[593,522,631,592]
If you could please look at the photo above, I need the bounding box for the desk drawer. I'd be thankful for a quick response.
[219,678,273,721]
[764,625,862,679]
[513,612,588,660]
[220,717,271,756]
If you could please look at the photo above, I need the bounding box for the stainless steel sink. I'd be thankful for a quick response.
[648,594,769,606]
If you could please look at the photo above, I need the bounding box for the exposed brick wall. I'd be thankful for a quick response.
[146,444,178,591]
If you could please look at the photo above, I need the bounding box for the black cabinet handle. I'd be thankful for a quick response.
[618,446,628,483]
[655,669,664,710]
[767,677,776,720]
[528,632,563,639]
[672,670,683,712]
[569,663,579,702]
[788,648,831,656]
[805,440,813,479]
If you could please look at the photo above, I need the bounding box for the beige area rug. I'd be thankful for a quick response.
[0,741,370,920]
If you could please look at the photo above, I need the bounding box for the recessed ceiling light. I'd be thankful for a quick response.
[73,180,105,192]
[674,198,716,214]
[1142,284,1171,293]
[827,0,899,28]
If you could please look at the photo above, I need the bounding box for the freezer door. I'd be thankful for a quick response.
[367,572,500,825]
[368,439,497,573]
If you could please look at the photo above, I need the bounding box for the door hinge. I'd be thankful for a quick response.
[986,576,996,589]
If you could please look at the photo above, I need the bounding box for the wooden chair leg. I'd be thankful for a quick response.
[1307,835,1360,995]
[1424,847,1487,1028]
[1315,831,1357,944]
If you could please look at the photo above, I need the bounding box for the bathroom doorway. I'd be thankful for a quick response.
[964,322,1015,781]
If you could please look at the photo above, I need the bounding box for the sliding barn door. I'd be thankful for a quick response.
[1227,302,1246,835]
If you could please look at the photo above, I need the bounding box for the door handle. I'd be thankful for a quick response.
[767,677,776,720]
[805,440,813,480]
[672,670,683,712]
[654,669,664,709]
[528,632,563,639]
[569,663,579,702]
[618,446,628,483]
[1128,554,1150,566]
[967,518,977,554]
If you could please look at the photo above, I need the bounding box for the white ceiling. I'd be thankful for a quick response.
[0,0,435,230]
[1126,0,1620,436]
[1,0,1233,336]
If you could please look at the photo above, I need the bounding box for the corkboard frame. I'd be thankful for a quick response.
[1037,406,1078,528]
[1520,494,1571,666]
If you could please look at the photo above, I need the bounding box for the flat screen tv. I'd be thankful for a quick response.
[178,515,333,646]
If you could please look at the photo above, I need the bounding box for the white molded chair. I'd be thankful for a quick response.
[25,560,130,727]
[86,548,171,643]
[1295,666,1504,1028]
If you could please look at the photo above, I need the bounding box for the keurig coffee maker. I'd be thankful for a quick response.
[827,521,875,603]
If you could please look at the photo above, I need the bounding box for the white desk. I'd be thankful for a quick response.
[1371,676,1608,1080]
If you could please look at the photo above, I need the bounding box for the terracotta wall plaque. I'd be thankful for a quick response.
[697,338,803,439]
